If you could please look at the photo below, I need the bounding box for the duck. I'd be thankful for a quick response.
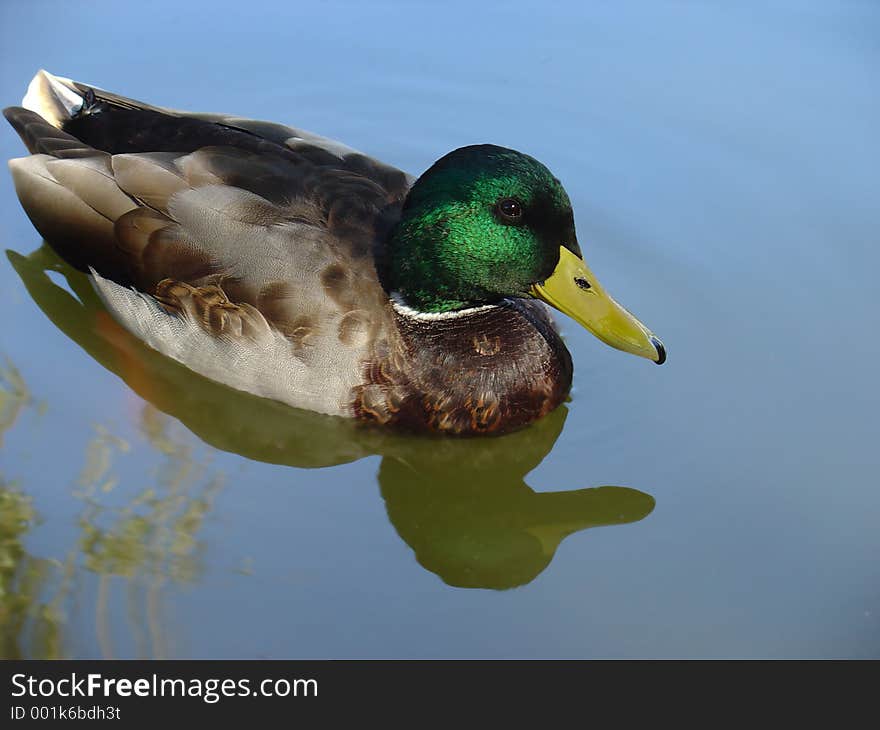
[5,70,664,435]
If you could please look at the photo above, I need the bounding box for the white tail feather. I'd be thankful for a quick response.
[21,70,84,128]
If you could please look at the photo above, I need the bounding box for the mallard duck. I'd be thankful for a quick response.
[5,70,664,435]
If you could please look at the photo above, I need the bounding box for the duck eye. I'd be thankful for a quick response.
[496,197,524,223]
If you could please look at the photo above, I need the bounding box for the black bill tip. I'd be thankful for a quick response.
[651,337,666,365]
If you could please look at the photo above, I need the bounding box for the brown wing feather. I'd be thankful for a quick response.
[55,76,413,201]
[5,87,406,418]
[4,107,92,157]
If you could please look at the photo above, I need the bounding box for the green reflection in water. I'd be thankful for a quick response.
[0,347,223,658]
[0,357,64,658]
[72,411,224,659]
[0,482,63,659]
[380,420,654,589]
[4,243,655,644]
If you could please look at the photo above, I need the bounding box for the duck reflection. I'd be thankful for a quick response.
[379,418,654,588]
[7,244,655,593]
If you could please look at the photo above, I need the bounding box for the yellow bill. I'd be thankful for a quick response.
[530,247,666,364]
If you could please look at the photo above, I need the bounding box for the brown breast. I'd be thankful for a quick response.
[352,298,573,435]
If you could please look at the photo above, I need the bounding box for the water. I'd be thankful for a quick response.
[1,0,878,658]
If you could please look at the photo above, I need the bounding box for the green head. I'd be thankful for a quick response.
[389,144,666,364]
[389,145,580,312]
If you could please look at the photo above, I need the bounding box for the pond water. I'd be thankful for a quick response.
[0,1,877,658]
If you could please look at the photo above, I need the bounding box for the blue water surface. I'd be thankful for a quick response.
[0,0,877,658]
